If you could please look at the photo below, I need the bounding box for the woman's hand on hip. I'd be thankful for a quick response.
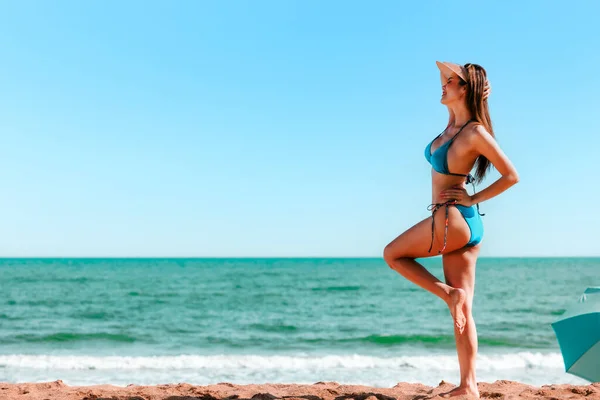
[440,186,473,206]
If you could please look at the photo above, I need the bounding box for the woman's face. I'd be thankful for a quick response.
[440,72,466,105]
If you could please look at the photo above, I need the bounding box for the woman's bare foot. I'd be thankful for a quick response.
[440,384,479,398]
[448,288,467,334]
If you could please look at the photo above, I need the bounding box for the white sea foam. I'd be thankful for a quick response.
[0,352,565,370]
[0,352,589,387]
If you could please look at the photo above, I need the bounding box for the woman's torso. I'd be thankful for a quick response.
[425,122,480,204]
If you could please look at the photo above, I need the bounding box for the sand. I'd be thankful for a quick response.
[0,380,598,400]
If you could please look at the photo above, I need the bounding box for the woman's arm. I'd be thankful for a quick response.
[440,125,518,205]
[469,125,519,204]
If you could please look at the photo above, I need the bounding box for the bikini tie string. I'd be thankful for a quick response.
[427,200,458,254]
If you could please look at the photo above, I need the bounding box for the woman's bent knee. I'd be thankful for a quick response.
[383,243,412,266]
[383,242,400,264]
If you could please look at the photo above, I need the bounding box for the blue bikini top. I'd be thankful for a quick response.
[424,119,475,184]
[425,119,485,216]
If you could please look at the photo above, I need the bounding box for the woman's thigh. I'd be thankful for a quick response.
[384,206,472,259]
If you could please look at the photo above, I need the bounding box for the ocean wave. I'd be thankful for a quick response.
[304,334,546,348]
[0,352,564,371]
[249,323,298,333]
[10,332,137,343]
[311,286,362,291]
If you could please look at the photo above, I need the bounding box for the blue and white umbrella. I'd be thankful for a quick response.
[551,287,600,382]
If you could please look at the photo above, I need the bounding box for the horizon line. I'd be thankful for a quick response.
[0,256,598,259]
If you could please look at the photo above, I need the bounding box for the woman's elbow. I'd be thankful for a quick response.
[507,171,520,185]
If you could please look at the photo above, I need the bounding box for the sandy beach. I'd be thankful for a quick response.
[0,380,598,400]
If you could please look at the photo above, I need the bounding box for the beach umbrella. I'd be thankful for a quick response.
[551,287,600,382]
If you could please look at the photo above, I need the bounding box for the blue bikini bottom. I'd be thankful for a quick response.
[427,201,484,254]
[454,204,484,247]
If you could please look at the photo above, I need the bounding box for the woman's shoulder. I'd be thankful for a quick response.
[460,121,491,151]
[465,121,490,139]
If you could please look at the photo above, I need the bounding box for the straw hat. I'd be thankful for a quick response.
[436,61,468,82]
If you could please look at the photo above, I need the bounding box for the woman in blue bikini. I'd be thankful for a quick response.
[383,61,519,398]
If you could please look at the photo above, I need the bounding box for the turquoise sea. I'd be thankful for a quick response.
[0,258,596,386]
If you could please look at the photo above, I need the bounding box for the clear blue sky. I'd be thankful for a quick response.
[1,1,598,257]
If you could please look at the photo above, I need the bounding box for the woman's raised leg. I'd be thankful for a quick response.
[383,206,472,333]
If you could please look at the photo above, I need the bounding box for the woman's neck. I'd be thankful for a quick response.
[448,104,472,128]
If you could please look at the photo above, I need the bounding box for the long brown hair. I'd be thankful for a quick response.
[459,63,494,184]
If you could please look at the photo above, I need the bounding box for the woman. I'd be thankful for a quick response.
[383,61,519,398]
